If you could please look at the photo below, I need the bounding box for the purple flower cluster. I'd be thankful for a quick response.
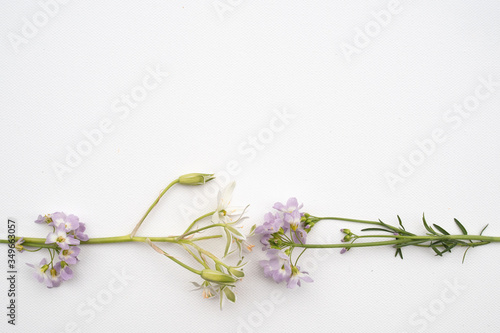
[25,212,88,288]
[256,198,313,288]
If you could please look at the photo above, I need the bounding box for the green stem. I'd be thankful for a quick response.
[178,223,226,240]
[0,235,222,246]
[182,211,216,236]
[290,234,500,249]
[130,178,180,237]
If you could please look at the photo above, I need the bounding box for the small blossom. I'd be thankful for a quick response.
[287,266,313,289]
[55,261,73,281]
[45,225,80,250]
[59,246,80,264]
[212,181,247,225]
[285,210,302,231]
[35,214,51,224]
[26,258,51,287]
[46,265,62,288]
[15,238,25,252]
[50,212,79,232]
[74,222,89,241]
[273,198,303,214]
[259,249,292,283]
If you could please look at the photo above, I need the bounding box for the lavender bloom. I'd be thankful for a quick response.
[14,238,25,252]
[273,198,303,214]
[26,258,52,287]
[259,250,291,283]
[287,266,313,289]
[50,212,79,231]
[45,225,80,250]
[46,265,62,288]
[291,227,307,244]
[35,214,51,224]
[284,210,301,231]
[74,222,89,241]
[340,248,347,254]
[59,246,80,264]
[55,261,73,281]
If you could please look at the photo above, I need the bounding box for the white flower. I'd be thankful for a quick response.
[212,181,247,226]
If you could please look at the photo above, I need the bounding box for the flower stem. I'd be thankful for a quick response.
[130,178,180,237]
[0,235,222,246]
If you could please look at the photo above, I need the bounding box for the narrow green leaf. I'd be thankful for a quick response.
[431,245,443,256]
[462,246,471,264]
[397,215,405,230]
[454,218,468,235]
[223,229,232,257]
[361,228,394,233]
[226,226,245,240]
[480,224,489,236]
[394,248,403,259]
[433,224,450,235]
[422,214,437,235]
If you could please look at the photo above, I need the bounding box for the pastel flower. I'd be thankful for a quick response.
[46,265,62,288]
[287,266,313,289]
[14,238,25,252]
[74,222,89,241]
[291,227,308,244]
[59,246,80,264]
[284,210,302,231]
[273,198,303,214]
[50,212,79,231]
[45,225,80,250]
[26,258,51,287]
[260,249,292,283]
[35,214,51,224]
[255,212,284,235]
[55,261,73,281]
[212,182,247,225]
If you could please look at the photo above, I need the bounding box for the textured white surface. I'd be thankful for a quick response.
[1,1,500,332]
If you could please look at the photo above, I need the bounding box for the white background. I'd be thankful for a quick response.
[1,1,500,332]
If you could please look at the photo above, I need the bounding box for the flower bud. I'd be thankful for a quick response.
[201,269,238,284]
[342,235,352,242]
[341,229,351,235]
[178,173,215,185]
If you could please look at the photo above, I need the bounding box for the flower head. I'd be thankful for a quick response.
[15,238,25,252]
[45,225,80,250]
[287,266,313,289]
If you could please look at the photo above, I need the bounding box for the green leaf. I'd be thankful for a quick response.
[462,246,471,264]
[431,245,443,256]
[394,248,403,259]
[226,226,245,240]
[454,218,468,235]
[422,214,437,235]
[433,224,450,235]
[223,229,232,258]
[480,224,489,236]
[224,287,236,302]
[397,215,405,231]
[361,228,394,233]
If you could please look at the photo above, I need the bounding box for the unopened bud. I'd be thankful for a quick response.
[201,269,238,284]
[178,173,215,185]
